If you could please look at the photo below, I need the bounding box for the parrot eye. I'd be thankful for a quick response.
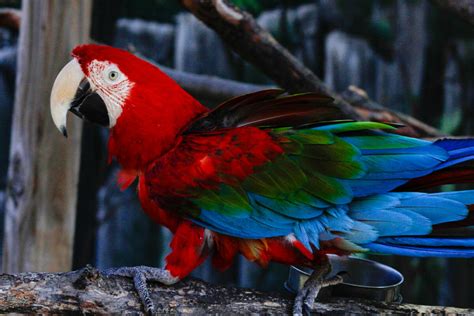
[108,70,119,81]
[101,64,124,85]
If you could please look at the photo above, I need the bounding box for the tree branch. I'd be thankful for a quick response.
[1,267,472,314]
[179,0,360,119]
[432,0,474,26]
[0,9,21,32]
[180,0,444,138]
[342,86,444,138]
[161,65,442,138]
[159,64,273,102]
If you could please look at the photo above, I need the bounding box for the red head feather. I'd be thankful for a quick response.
[72,44,208,173]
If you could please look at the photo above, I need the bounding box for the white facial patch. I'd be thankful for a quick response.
[86,60,134,127]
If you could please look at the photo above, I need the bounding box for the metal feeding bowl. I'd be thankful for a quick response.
[286,255,403,303]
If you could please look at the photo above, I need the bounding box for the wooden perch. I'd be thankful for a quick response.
[1,266,473,315]
[180,0,443,138]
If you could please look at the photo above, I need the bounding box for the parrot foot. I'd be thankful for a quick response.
[103,266,179,315]
[292,261,344,316]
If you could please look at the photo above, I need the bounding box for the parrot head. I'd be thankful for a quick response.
[50,44,207,170]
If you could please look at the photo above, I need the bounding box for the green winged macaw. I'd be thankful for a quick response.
[50,44,474,314]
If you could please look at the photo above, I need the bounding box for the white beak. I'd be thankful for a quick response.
[50,58,84,137]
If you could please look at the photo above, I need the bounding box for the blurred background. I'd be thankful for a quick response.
[0,0,473,309]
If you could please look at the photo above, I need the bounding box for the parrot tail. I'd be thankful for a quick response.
[360,192,474,258]
[398,138,474,191]
[361,138,474,258]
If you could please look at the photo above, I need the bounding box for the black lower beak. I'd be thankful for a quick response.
[70,78,110,127]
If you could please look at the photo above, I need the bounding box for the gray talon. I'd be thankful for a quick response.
[102,266,178,314]
[133,270,155,314]
[292,258,343,316]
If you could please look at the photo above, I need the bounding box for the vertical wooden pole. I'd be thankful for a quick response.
[2,0,92,273]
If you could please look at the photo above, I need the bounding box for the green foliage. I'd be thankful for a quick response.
[441,108,462,135]
[231,0,314,15]
[370,20,394,42]
[231,0,261,13]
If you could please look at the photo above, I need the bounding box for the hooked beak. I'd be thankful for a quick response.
[50,58,109,137]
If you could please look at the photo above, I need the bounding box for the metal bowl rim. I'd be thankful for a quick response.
[290,255,404,290]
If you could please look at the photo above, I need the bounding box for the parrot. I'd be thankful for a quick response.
[50,44,474,315]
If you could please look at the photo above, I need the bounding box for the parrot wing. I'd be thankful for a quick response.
[145,91,474,254]
[185,89,349,132]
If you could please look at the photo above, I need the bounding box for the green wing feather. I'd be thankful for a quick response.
[183,121,400,218]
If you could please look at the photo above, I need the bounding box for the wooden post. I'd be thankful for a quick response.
[2,0,92,273]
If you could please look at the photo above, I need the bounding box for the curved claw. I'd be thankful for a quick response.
[133,271,155,315]
[292,261,344,316]
[102,266,179,315]
[293,274,344,315]
[293,284,319,316]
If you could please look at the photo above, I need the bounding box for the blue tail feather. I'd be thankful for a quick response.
[377,237,474,247]
[354,189,474,258]
[435,138,474,153]
[434,138,474,170]
[365,242,474,258]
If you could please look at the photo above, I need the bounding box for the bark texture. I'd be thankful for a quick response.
[0,267,473,315]
[2,0,92,273]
